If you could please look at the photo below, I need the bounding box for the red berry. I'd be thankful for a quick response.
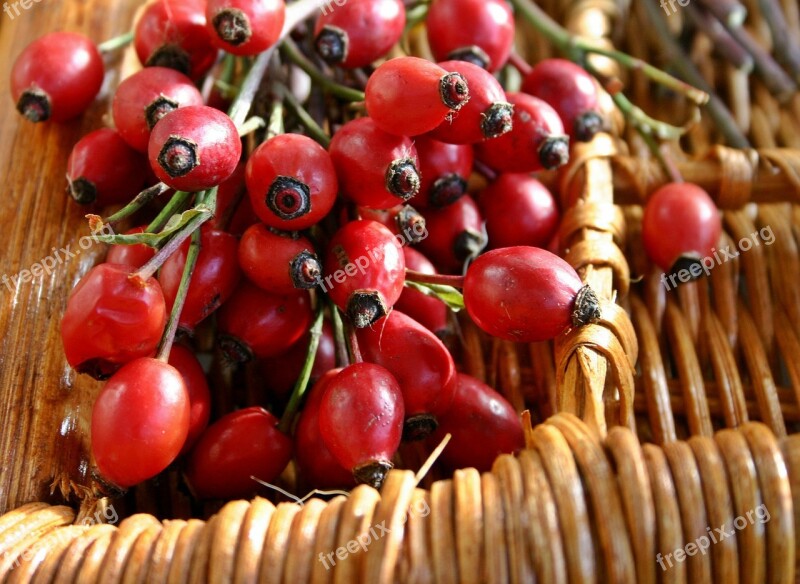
[413,136,473,208]
[463,247,600,342]
[206,0,286,56]
[357,310,456,440]
[395,248,449,335]
[185,407,292,499]
[357,204,428,245]
[135,0,217,81]
[478,173,560,249]
[245,133,337,230]
[293,368,355,489]
[105,227,156,268]
[11,32,104,122]
[66,129,149,206]
[328,117,420,209]
[148,105,242,192]
[238,224,321,293]
[475,92,569,172]
[318,363,404,487]
[112,67,204,153]
[167,345,211,455]
[426,0,514,72]
[417,195,485,273]
[428,60,513,144]
[92,358,189,488]
[314,0,405,68]
[61,264,167,380]
[365,57,470,137]
[322,220,406,328]
[217,281,312,361]
[427,373,523,472]
[642,182,721,272]
[522,58,603,142]
[211,162,260,235]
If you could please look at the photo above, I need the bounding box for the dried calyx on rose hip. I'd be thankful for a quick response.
[413,137,473,209]
[463,246,601,342]
[417,195,486,274]
[238,224,322,294]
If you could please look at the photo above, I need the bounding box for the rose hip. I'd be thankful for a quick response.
[417,195,485,273]
[206,0,286,56]
[105,227,156,268]
[413,137,473,208]
[395,248,449,336]
[357,205,427,245]
[167,345,211,455]
[238,224,321,293]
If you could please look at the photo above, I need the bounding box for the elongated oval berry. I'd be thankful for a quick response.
[112,67,204,152]
[185,407,292,499]
[293,368,356,489]
[322,220,405,328]
[414,137,473,208]
[11,32,104,123]
[426,0,514,72]
[168,345,212,455]
[239,224,321,294]
[61,264,167,380]
[463,247,601,342]
[328,117,420,210]
[475,92,569,173]
[357,310,457,440]
[522,58,603,142]
[417,195,485,273]
[428,60,513,144]
[318,363,404,488]
[206,0,286,56]
[66,129,149,206]
[246,133,337,230]
[217,282,312,361]
[427,373,523,472]
[148,105,242,192]
[92,358,189,488]
[314,0,405,69]
[365,57,470,136]
[478,173,559,249]
[395,248,449,335]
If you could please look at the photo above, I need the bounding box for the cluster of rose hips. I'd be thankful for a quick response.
[11,0,722,499]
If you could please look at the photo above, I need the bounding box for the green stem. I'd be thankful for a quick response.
[266,97,285,140]
[156,228,201,361]
[99,182,169,227]
[237,116,265,137]
[146,191,193,234]
[280,38,366,102]
[405,269,465,288]
[278,309,325,433]
[277,84,331,147]
[329,301,350,368]
[97,31,134,53]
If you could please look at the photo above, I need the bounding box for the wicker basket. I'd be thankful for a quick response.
[1,0,800,581]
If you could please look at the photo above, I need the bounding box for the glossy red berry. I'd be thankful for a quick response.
[478,173,560,249]
[318,363,404,487]
[293,368,355,489]
[322,220,405,328]
[414,137,473,208]
[211,162,260,235]
[105,227,156,268]
[135,0,217,81]
[426,0,514,72]
[357,310,456,440]
[239,224,321,293]
[314,0,405,69]
[365,57,470,137]
[522,58,603,142]
[66,129,149,206]
[11,32,104,122]
[328,117,420,209]
[395,248,449,335]
[168,345,211,455]
[475,92,569,173]
[464,247,601,342]
[206,0,286,56]
[417,195,485,273]
[246,133,337,230]
[642,182,722,272]
[185,407,292,500]
[148,105,242,192]
[357,204,428,245]
[61,264,167,380]
[158,227,242,333]
[428,373,523,472]
[92,358,189,488]
[217,281,312,361]
[428,60,513,144]
[112,67,204,153]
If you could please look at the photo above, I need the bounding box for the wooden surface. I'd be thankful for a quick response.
[0,0,140,512]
